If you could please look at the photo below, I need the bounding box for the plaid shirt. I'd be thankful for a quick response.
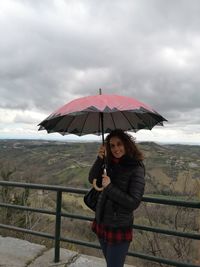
[92,220,133,244]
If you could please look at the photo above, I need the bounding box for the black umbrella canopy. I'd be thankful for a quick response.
[38,93,167,141]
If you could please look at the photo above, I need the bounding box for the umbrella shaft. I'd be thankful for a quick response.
[100,112,104,145]
[100,112,107,171]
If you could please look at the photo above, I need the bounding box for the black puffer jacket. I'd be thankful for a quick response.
[88,155,145,227]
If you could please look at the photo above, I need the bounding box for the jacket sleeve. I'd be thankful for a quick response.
[104,163,145,211]
[88,156,104,184]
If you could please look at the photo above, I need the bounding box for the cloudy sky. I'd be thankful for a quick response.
[0,0,200,144]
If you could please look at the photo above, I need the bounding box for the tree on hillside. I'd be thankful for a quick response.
[132,170,198,266]
[0,166,16,224]
[0,166,31,228]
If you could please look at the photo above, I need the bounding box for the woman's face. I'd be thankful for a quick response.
[109,136,126,158]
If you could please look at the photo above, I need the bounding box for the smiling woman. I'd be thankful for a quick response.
[109,137,126,159]
[88,129,145,267]
[105,129,144,161]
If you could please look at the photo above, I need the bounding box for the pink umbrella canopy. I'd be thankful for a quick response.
[38,93,167,141]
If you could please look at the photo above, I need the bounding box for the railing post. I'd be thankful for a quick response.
[54,190,62,263]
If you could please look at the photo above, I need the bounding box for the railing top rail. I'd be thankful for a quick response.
[0,180,199,209]
[0,180,87,194]
[143,196,200,209]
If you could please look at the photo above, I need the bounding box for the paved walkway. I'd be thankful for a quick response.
[0,235,135,267]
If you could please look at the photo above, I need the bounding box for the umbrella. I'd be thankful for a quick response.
[38,89,167,190]
[38,90,167,140]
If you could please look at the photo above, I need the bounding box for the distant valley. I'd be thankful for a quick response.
[0,139,199,266]
[0,139,199,198]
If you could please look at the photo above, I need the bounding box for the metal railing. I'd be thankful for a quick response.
[0,180,199,267]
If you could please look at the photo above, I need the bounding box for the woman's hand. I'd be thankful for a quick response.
[102,174,111,188]
[98,145,106,159]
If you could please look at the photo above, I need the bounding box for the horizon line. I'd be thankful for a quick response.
[0,137,200,146]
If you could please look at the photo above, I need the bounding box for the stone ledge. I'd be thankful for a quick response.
[28,248,78,267]
[0,235,135,267]
[0,236,46,267]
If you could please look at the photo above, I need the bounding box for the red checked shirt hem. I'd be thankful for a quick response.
[92,220,133,244]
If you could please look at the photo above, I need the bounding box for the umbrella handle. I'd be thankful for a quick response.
[93,179,104,191]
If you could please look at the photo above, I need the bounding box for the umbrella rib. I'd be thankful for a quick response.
[110,113,117,129]
[80,113,90,135]
[121,111,136,131]
[62,115,76,134]
[134,112,152,130]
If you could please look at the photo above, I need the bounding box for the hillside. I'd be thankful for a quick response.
[0,139,199,198]
[0,139,199,266]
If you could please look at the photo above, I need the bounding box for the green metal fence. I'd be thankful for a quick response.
[0,180,199,267]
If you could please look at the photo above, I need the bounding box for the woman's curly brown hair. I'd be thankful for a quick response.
[105,129,144,161]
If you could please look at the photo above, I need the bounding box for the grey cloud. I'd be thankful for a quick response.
[0,0,200,129]
[14,113,38,124]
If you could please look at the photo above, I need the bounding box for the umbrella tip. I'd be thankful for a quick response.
[99,88,102,95]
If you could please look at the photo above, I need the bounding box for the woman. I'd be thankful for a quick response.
[88,129,145,267]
